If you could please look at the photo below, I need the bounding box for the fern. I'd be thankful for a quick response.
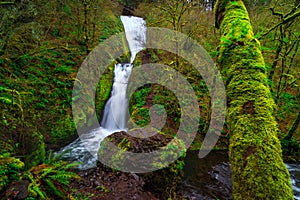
[27,175,48,200]
[22,160,80,199]
[0,97,12,104]
[0,86,10,92]
[0,87,31,122]
[61,161,81,170]
[44,178,65,199]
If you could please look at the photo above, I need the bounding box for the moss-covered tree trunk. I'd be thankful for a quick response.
[214,0,294,199]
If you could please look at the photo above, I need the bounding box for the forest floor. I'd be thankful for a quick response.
[70,166,160,200]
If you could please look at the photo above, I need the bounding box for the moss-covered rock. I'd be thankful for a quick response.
[98,130,185,200]
[96,66,114,124]
[214,0,294,199]
[49,115,77,148]
[24,129,46,169]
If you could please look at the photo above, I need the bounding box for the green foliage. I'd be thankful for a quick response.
[22,156,80,200]
[96,185,111,193]
[0,86,32,123]
[0,1,298,198]
[129,86,151,126]
[0,0,129,157]
[277,92,299,119]
[98,15,124,42]
[118,138,131,149]
[281,137,300,156]
[153,138,186,173]
[0,155,25,191]
[133,87,150,108]
[95,67,114,124]
[0,47,83,154]
[54,65,74,74]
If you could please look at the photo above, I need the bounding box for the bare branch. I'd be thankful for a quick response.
[258,9,300,39]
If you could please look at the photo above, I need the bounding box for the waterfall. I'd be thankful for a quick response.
[100,63,132,131]
[56,16,146,170]
[100,16,146,131]
[121,16,147,63]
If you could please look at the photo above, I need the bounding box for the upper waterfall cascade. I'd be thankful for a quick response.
[56,16,147,169]
[121,16,147,63]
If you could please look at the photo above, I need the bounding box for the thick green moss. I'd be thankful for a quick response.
[50,115,77,146]
[95,65,115,127]
[25,129,46,169]
[215,0,294,199]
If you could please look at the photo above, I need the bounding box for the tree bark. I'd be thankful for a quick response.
[214,0,294,199]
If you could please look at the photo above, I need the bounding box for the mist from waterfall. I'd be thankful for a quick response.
[56,16,146,169]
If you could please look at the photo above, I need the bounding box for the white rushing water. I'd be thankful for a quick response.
[56,16,146,169]
[286,163,300,199]
[121,16,147,63]
[100,63,132,131]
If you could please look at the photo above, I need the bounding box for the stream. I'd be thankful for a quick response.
[179,151,300,200]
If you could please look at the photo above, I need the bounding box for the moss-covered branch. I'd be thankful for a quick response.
[214,0,294,199]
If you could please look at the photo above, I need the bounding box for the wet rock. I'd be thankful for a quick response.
[178,151,232,200]
[207,162,232,199]
[4,180,29,200]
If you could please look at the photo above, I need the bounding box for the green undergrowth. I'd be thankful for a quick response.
[0,0,298,199]
[0,152,80,200]
[0,49,82,151]
[0,0,125,162]
[0,155,25,191]
[0,2,126,197]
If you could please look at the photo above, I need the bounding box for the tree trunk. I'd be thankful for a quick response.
[214,0,294,199]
